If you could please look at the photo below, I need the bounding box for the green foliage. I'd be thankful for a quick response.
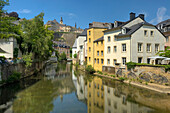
[20,12,54,64]
[6,71,21,83]
[22,53,33,67]
[126,62,136,70]
[55,50,60,58]
[85,65,96,74]
[158,47,170,58]
[0,0,21,39]
[97,71,103,75]
[110,75,116,77]
[13,48,19,58]
[58,52,67,61]
[164,65,170,72]
[74,54,77,58]
[119,77,125,81]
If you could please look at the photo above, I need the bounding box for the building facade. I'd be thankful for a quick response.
[87,28,107,68]
[103,13,165,68]
[156,19,170,48]
[93,37,105,71]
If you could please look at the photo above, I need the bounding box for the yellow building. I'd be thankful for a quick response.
[87,76,104,113]
[87,28,107,70]
[93,36,105,71]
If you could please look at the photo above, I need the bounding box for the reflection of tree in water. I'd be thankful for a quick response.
[12,74,76,113]
[55,62,67,73]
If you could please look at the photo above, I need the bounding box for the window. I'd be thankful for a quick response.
[108,88,110,93]
[138,43,143,52]
[122,57,126,65]
[89,47,91,52]
[122,44,126,52]
[166,37,169,42]
[107,59,110,64]
[95,58,96,63]
[147,44,151,52]
[138,57,142,63]
[147,58,150,64]
[97,59,99,64]
[155,44,159,53]
[151,31,154,36]
[101,59,104,64]
[101,51,103,56]
[114,46,117,52]
[89,57,91,62]
[114,59,117,65]
[97,51,99,56]
[108,36,111,42]
[107,46,111,53]
[89,38,91,43]
[89,31,91,35]
[97,42,98,46]
[101,41,103,45]
[144,30,148,36]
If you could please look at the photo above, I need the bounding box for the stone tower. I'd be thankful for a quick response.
[75,22,77,28]
[60,17,63,24]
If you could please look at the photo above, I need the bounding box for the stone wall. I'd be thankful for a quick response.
[102,66,115,74]
[0,61,45,81]
[115,65,170,85]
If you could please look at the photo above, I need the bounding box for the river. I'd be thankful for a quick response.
[0,62,170,113]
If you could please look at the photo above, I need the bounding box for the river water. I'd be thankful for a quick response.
[0,63,170,113]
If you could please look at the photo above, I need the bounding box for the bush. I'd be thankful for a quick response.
[97,71,103,75]
[6,72,21,83]
[119,77,125,82]
[74,54,77,58]
[110,75,116,77]
[126,62,136,70]
[85,65,96,74]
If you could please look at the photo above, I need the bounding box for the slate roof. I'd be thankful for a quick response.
[72,39,77,48]
[94,36,104,42]
[156,19,170,26]
[79,28,88,36]
[115,22,154,37]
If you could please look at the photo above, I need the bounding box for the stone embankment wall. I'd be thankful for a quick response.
[115,65,170,85]
[0,61,45,81]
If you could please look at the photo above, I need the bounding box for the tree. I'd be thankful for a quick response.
[158,47,170,58]
[20,12,54,64]
[13,48,19,58]
[59,52,67,61]
[0,0,21,39]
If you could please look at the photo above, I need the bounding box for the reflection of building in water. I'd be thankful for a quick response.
[104,84,153,113]
[72,69,87,101]
[87,77,104,113]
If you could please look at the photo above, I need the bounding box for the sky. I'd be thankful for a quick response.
[4,0,170,29]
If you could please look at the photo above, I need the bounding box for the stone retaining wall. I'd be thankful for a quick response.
[0,61,45,81]
[115,65,170,85]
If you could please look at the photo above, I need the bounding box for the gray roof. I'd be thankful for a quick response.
[94,36,104,42]
[79,28,88,36]
[116,22,154,37]
[156,19,170,26]
[72,38,77,48]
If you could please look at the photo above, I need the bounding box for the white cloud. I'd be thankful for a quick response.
[16,9,31,14]
[150,7,170,24]
[59,12,77,19]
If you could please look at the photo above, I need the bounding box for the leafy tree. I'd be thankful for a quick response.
[13,48,19,58]
[0,0,21,39]
[20,12,54,65]
[158,47,170,58]
[74,53,77,58]
[59,52,67,61]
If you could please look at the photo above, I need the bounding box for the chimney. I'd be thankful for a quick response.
[139,14,145,20]
[130,12,136,20]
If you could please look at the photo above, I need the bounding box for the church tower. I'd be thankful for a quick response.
[60,17,63,24]
[75,22,77,28]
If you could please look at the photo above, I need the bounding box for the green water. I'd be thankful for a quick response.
[0,63,170,113]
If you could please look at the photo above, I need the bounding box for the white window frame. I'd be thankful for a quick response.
[146,43,151,52]
[122,44,126,52]
[122,57,126,65]
[138,43,143,52]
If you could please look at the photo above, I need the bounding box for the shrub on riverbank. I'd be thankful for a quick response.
[85,65,95,74]
[6,72,21,83]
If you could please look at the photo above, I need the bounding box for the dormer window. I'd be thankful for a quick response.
[122,28,126,34]
[114,21,117,28]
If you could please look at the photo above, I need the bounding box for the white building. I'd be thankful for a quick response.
[0,38,22,59]
[103,12,165,68]
[72,29,87,65]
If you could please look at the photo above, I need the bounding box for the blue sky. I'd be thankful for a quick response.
[5,0,170,29]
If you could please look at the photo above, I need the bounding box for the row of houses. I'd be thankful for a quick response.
[72,12,169,71]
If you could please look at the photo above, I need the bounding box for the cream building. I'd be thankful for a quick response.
[103,12,165,68]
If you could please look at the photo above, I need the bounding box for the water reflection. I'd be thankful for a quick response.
[0,63,170,113]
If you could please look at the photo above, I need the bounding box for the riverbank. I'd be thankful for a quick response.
[0,61,48,87]
[77,65,170,94]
